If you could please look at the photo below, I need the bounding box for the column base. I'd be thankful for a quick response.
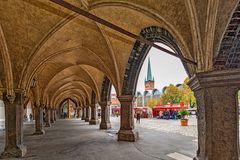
[100,122,111,129]
[50,120,54,123]
[85,118,89,122]
[45,123,51,127]
[0,145,27,158]
[89,120,99,125]
[118,129,139,142]
[193,157,199,160]
[81,117,85,121]
[33,129,45,135]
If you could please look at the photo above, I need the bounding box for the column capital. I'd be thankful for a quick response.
[2,89,25,104]
[188,69,240,91]
[98,101,111,107]
[117,95,135,104]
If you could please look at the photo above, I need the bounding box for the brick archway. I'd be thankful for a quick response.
[122,26,190,95]
[214,3,240,69]
[101,76,112,102]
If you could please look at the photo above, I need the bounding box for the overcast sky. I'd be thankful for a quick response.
[112,43,188,94]
[136,43,188,93]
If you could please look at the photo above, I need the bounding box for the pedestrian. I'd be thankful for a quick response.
[29,113,33,121]
[136,112,141,124]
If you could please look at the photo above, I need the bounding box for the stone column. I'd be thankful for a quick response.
[81,107,86,120]
[0,92,27,158]
[188,69,240,160]
[53,109,56,121]
[56,110,59,119]
[89,104,98,125]
[117,95,138,142]
[33,104,45,135]
[31,105,35,120]
[77,108,81,118]
[85,106,90,122]
[45,108,51,127]
[99,101,111,129]
[50,108,54,123]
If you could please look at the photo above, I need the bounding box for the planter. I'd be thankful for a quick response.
[180,119,188,126]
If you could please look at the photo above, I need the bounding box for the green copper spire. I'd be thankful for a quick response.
[146,57,153,81]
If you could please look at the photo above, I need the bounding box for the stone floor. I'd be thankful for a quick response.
[0,117,197,160]
[139,116,197,138]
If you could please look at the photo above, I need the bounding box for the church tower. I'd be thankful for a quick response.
[145,57,155,91]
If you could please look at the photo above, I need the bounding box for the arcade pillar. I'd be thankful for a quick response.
[50,108,54,123]
[81,107,86,120]
[85,106,90,122]
[89,104,98,125]
[53,109,56,121]
[117,95,138,142]
[45,108,51,127]
[188,69,240,160]
[33,103,45,135]
[0,91,27,158]
[99,101,111,129]
[77,108,81,119]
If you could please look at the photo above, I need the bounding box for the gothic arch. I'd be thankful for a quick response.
[58,97,79,109]
[0,25,14,96]
[122,26,190,95]
[91,90,96,104]
[214,3,240,69]
[100,76,112,102]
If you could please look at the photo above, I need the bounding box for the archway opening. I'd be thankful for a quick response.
[110,86,119,117]
[0,100,4,130]
[109,85,121,129]
[132,42,197,159]
[23,101,33,122]
[60,99,77,119]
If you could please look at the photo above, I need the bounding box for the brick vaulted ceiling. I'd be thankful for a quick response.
[0,0,239,106]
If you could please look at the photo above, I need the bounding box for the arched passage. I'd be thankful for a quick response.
[99,76,112,129]
[0,1,239,159]
[59,98,78,119]
[0,100,4,130]
[118,26,191,142]
[122,26,191,96]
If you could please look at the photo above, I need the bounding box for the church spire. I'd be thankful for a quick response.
[145,57,155,91]
[147,57,153,81]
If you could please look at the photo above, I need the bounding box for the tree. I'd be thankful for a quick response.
[159,78,196,107]
[160,84,182,104]
[147,98,157,108]
[180,78,196,107]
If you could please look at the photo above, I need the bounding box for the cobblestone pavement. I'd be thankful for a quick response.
[137,116,198,138]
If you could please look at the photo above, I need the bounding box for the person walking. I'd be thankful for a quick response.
[29,113,33,121]
[136,112,141,124]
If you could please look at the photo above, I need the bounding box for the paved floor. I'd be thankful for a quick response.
[139,116,197,138]
[0,117,197,160]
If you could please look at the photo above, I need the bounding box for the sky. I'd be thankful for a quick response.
[136,43,188,94]
[111,43,188,94]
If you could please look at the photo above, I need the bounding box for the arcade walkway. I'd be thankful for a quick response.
[0,118,196,160]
